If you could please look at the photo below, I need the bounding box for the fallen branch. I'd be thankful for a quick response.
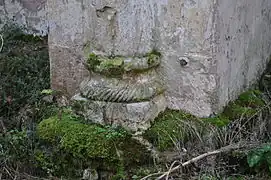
[165,161,177,180]
[141,143,261,180]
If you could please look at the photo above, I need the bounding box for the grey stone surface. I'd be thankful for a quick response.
[0,0,48,35]
[79,72,164,103]
[82,168,98,180]
[215,0,271,111]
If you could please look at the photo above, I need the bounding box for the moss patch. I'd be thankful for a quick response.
[144,109,205,151]
[37,109,151,173]
[87,53,100,71]
[146,49,161,67]
[223,90,265,119]
[86,50,161,76]
[201,115,230,127]
[96,56,125,76]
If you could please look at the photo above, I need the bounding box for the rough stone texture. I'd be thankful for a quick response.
[0,0,48,35]
[79,72,164,103]
[71,94,166,132]
[71,53,166,131]
[48,0,271,118]
[216,0,271,110]
[82,168,98,180]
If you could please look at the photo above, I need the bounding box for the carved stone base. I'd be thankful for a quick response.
[71,94,166,132]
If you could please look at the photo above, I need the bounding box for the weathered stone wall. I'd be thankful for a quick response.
[48,0,271,118]
[215,0,271,110]
[48,0,217,117]
[0,0,48,35]
[2,0,271,120]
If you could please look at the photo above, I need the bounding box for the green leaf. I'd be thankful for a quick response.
[266,152,271,173]
[41,89,53,95]
[261,144,271,152]
[247,152,263,167]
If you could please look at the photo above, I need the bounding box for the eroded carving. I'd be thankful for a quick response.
[79,74,164,103]
[72,51,166,132]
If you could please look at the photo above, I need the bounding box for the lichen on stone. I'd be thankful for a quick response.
[146,49,162,67]
[86,50,162,76]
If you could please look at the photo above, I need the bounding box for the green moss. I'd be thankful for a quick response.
[96,57,125,76]
[86,54,125,76]
[222,90,264,119]
[146,49,161,67]
[38,110,151,167]
[144,109,205,151]
[201,115,230,127]
[147,49,162,57]
[223,103,258,119]
[38,112,128,159]
[86,50,162,76]
[87,53,100,71]
[236,90,265,107]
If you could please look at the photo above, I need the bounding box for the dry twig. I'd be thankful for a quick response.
[0,34,3,52]
[141,143,261,180]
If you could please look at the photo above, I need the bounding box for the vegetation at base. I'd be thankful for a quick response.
[144,89,266,151]
[247,143,271,174]
[144,109,205,151]
[0,23,50,128]
[36,108,151,178]
[223,90,265,119]
[38,109,129,160]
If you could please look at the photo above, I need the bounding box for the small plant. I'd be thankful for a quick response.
[0,129,48,178]
[0,23,50,124]
[247,144,271,174]
[41,89,54,95]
